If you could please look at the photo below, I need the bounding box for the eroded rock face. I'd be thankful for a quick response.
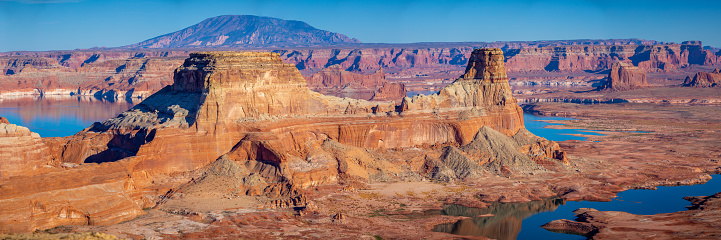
[0,49,566,233]
[370,82,407,102]
[603,62,648,91]
[400,48,524,136]
[684,69,721,87]
[305,65,406,102]
[0,122,52,179]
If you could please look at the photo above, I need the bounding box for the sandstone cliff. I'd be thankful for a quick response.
[0,49,566,233]
[370,82,407,102]
[2,40,719,101]
[683,69,721,87]
[305,65,407,102]
[277,42,719,74]
[0,121,52,179]
[603,62,648,91]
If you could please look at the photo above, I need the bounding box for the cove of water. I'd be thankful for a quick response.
[435,175,720,240]
[434,113,721,239]
[0,96,136,137]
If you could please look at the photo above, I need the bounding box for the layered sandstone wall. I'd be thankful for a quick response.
[306,64,384,88]
[603,62,648,91]
[305,65,407,102]
[0,121,52,179]
[277,42,719,74]
[0,49,566,233]
[1,41,718,100]
[0,51,189,99]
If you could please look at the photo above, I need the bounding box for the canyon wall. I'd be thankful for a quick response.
[2,41,718,100]
[305,65,406,101]
[276,41,720,74]
[0,49,566,232]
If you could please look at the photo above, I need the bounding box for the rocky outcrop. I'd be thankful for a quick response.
[603,62,647,91]
[0,49,566,233]
[306,64,385,89]
[542,192,721,239]
[683,69,721,87]
[0,158,150,233]
[125,15,360,49]
[304,65,407,102]
[0,122,52,179]
[370,82,406,102]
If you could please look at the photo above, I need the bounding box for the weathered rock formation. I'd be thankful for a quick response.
[277,41,720,74]
[0,49,566,233]
[306,64,385,89]
[603,62,648,91]
[2,40,719,101]
[304,65,406,101]
[0,51,188,100]
[0,121,52,179]
[683,69,721,87]
[370,82,407,102]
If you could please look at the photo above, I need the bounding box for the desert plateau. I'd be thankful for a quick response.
[1,1,720,239]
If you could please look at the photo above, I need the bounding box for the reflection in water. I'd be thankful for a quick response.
[433,198,564,240]
[406,90,438,97]
[0,96,136,137]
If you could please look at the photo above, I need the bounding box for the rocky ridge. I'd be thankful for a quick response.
[125,15,360,49]
[0,49,566,232]
[684,68,721,87]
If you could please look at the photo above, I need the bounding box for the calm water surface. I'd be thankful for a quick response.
[435,113,720,239]
[0,96,136,137]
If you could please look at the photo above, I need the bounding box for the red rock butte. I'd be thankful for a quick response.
[0,49,567,233]
[603,62,648,91]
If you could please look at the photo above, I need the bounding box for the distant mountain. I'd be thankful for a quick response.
[124,15,360,49]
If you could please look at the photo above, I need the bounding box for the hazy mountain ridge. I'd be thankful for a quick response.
[124,15,360,49]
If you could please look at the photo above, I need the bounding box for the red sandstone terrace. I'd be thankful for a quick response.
[0,49,568,233]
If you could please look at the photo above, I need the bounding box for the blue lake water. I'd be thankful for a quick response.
[522,113,605,141]
[434,113,721,239]
[406,90,438,97]
[0,96,135,137]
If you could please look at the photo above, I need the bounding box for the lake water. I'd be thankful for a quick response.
[2,97,717,240]
[0,96,136,137]
[434,113,721,239]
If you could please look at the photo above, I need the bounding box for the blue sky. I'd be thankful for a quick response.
[1,0,719,51]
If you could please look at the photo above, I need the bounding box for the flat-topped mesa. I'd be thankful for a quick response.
[98,52,387,132]
[172,52,308,92]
